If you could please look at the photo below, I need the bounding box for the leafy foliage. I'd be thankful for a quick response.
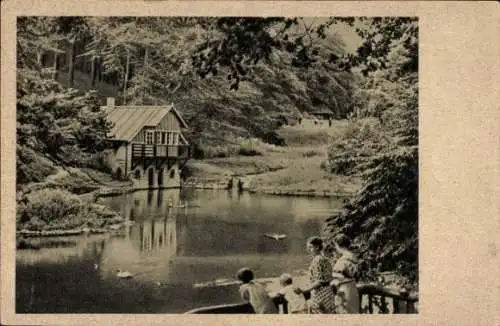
[64,17,358,150]
[326,118,390,175]
[16,145,56,185]
[16,18,113,183]
[17,69,112,157]
[323,18,419,284]
[17,188,122,231]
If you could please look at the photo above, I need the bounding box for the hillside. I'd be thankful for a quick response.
[24,17,359,159]
[185,119,362,196]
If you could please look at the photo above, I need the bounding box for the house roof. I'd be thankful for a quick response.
[103,104,188,142]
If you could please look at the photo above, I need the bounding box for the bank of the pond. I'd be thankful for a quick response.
[16,170,355,242]
[15,165,136,243]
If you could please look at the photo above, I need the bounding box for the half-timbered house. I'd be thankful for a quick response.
[102,98,190,189]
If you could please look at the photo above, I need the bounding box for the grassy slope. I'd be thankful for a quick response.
[17,148,132,198]
[185,119,362,195]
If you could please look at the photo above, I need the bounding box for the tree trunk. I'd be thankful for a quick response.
[90,55,97,88]
[142,46,149,103]
[123,49,130,105]
[36,51,43,72]
[52,52,59,80]
[144,46,149,67]
[67,39,76,87]
[97,56,102,82]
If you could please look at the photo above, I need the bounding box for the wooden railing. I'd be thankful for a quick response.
[357,284,418,314]
[184,297,285,314]
[131,144,190,159]
[184,283,418,314]
[184,302,255,314]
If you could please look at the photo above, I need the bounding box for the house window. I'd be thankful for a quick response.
[161,132,166,145]
[155,131,162,144]
[173,133,179,145]
[167,132,172,145]
[146,131,154,144]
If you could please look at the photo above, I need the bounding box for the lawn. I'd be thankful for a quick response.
[185,119,362,196]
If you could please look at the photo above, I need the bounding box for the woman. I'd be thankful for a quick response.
[294,236,335,313]
[330,234,360,314]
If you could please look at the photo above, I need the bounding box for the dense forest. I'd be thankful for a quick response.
[16,17,418,285]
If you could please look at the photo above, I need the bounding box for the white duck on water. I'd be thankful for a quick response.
[264,233,287,240]
[116,269,133,279]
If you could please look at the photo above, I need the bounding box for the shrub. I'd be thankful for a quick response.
[326,118,389,175]
[17,188,121,231]
[57,147,113,174]
[16,145,56,185]
[18,189,82,225]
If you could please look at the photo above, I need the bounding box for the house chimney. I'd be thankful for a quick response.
[107,97,115,107]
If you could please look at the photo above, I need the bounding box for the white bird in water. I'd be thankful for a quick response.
[116,269,133,279]
[264,233,287,240]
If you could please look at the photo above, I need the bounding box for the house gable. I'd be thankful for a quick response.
[132,110,188,144]
[103,103,188,142]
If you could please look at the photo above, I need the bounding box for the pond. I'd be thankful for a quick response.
[16,188,344,313]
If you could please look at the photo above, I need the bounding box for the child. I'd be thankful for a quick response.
[278,273,308,314]
[236,267,278,314]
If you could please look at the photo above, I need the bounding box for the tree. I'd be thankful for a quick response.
[190,17,419,282]
[323,18,419,285]
[16,17,113,182]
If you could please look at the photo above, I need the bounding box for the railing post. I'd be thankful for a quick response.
[407,301,416,313]
[359,294,364,314]
[393,298,400,314]
[368,295,373,314]
[380,296,388,314]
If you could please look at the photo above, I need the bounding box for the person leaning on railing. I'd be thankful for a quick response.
[330,234,360,314]
[293,237,336,314]
[236,267,278,314]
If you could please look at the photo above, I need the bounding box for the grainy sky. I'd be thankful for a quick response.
[331,22,363,53]
[301,17,363,53]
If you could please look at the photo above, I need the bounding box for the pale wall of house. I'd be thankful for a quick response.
[106,144,133,180]
[158,111,182,131]
[130,162,181,190]
[106,142,184,189]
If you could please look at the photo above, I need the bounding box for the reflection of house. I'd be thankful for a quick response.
[102,98,190,189]
[135,218,177,256]
[125,189,181,219]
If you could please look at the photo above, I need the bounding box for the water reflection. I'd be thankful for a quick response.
[136,218,177,255]
[17,189,343,313]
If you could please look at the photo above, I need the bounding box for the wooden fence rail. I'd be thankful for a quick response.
[185,283,418,314]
